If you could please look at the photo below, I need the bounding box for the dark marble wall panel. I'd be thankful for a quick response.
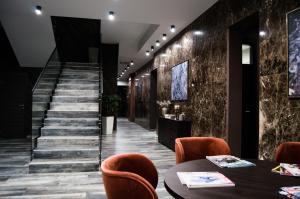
[135,0,300,159]
[134,61,153,129]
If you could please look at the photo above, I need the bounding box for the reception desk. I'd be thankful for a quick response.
[157,117,191,151]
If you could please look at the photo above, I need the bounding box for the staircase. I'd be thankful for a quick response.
[29,63,101,173]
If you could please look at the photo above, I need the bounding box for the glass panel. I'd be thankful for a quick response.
[242,44,251,64]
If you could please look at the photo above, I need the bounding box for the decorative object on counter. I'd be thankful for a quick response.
[179,112,186,121]
[288,7,300,97]
[174,104,180,120]
[157,100,171,116]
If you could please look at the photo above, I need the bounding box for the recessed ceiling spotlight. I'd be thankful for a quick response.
[122,72,124,75]
[151,46,154,51]
[162,34,167,41]
[130,61,134,66]
[170,25,176,33]
[146,51,150,56]
[108,11,115,21]
[194,30,204,36]
[156,40,160,47]
[259,31,266,37]
[35,5,42,15]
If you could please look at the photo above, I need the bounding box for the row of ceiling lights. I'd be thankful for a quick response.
[117,60,134,80]
[145,25,176,56]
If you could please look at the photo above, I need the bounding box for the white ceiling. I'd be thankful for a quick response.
[0,0,217,79]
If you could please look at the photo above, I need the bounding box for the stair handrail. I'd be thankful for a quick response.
[31,47,57,93]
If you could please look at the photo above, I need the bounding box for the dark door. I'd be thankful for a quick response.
[241,43,259,158]
[228,13,259,158]
[150,69,158,129]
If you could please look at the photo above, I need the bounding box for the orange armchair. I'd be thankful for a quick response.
[275,142,300,164]
[175,137,231,164]
[101,153,158,199]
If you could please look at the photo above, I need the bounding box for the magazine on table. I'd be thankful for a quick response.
[279,186,300,198]
[177,172,235,188]
[273,163,300,177]
[206,155,255,168]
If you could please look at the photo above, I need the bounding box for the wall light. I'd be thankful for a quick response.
[174,44,182,48]
[170,25,176,33]
[108,11,115,21]
[146,51,150,56]
[194,30,204,36]
[259,31,266,37]
[151,46,154,51]
[162,34,167,41]
[130,61,134,66]
[35,5,42,15]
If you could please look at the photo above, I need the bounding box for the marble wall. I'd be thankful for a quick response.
[134,0,300,159]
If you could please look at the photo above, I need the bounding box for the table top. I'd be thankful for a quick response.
[164,159,300,199]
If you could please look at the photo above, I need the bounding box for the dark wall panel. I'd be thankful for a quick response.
[102,44,118,95]
[0,22,19,71]
[51,16,101,63]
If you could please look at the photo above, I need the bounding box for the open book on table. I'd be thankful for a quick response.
[177,172,235,189]
[279,186,300,198]
[206,155,255,168]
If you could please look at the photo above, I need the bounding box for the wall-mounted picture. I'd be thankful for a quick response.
[171,60,188,101]
[288,7,300,97]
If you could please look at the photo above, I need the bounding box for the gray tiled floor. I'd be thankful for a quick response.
[0,118,175,199]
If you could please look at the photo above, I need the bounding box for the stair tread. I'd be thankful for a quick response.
[42,126,99,129]
[30,158,98,164]
[45,118,98,121]
[34,147,99,151]
[38,136,99,139]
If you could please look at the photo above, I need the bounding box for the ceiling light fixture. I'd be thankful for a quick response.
[162,34,167,41]
[194,30,204,36]
[122,72,124,75]
[135,79,139,81]
[146,51,150,56]
[170,25,176,33]
[151,46,154,51]
[161,53,167,57]
[130,61,134,66]
[156,40,160,47]
[108,11,115,21]
[35,5,42,15]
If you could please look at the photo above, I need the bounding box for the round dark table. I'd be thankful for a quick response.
[164,159,300,199]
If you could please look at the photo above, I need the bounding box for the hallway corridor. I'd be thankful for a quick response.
[0,118,175,199]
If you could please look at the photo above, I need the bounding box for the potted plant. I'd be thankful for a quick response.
[102,95,120,134]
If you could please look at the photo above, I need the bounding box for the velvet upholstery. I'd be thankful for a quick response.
[275,142,300,164]
[101,153,158,199]
[175,137,231,164]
